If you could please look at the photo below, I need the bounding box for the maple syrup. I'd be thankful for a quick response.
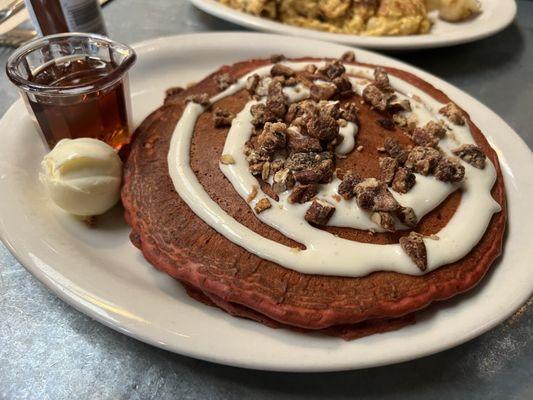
[6,33,136,149]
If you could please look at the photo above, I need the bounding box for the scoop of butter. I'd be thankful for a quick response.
[40,138,123,216]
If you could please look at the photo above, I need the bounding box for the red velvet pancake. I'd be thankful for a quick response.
[121,57,506,336]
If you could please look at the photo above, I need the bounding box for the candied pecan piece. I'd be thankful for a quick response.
[286,100,316,123]
[337,170,362,200]
[340,51,356,63]
[266,80,288,119]
[286,152,334,184]
[371,212,395,232]
[362,84,388,111]
[354,178,399,212]
[396,206,417,228]
[270,54,286,63]
[399,232,427,271]
[270,159,284,174]
[378,118,395,130]
[332,76,353,96]
[250,103,268,126]
[306,112,339,141]
[246,74,260,94]
[213,107,234,128]
[392,114,408,127]
[318,101,341,119]
[374,67,392,92]
[340,102,359,123]
[384,137,407,164]
[318,60,346,80]
[254,198,272,214]
[287,130,322,154]
[405,146,441,175]
[186,93,210,106]
[439,102,465,125]
[310,83,337,101]
[434,157,465,183]
[216,72,236,91]
[305,199,335,225]
[272,168,295,193]
[412,127,439,148]
[271,63,295,78]
[388,98,411,113]
[379,157,398,185]
[392,167,416,194]
[258,122,287,154]
[452,144,486,169]
[288,184,319,204]
[220,154,235,165]
[425,121,447,139]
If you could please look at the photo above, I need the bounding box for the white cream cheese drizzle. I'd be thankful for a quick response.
[167,61,501,276]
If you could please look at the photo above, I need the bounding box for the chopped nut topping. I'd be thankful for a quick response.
[250,103,270,126]
[384,137,407,164]
[310,82,338,101]
[340,51,356,63]
[258,122,287,154]
[337,118,348,127]
[286,152,334,184]
[266,80,288,120]
[379,157,398,185]
[186,93,210,106]
[405,146,442,175]
[306,111,339,141]
[378,118,395,130]
[371,211,395,232]
[388,98,411,113]
[318,60,346,80]
[271,63,295,78]
[337,170,362,200]
[392,167,416,194]
[285,100,316,124]
[434,157,465,183]
[246,74,260,94]
[261,161,271,181]
[354,178,399,212]
[412,126,439,148]
[254,198,272,214]
[332,76,353,96]
[374,67,392,92]
[392,114,408,127]
[362,84,388,111]
[439,102,465,126]
[399,232,427,271]
[270,54,286,63]
[272,168,295,193]
[356,145,364,152]
[287,130,322,154]
[165,86,184,99]
[216,72,236,91]
[270,159,284,174]
[305,199,335,225]
[288,183,318,204]
[220,154,235,165]
[246,185,258,202]
[425,121,447,139]
[452,144,486,169]
[396,206,417,228]
[213,107,235,127]
[340,102,359,123]
[305,64,317,74]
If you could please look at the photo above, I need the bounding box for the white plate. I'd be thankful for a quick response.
[0,33,532,372]
[189,0,517,50]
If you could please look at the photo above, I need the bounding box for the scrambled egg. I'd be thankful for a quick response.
[219,0,433,36]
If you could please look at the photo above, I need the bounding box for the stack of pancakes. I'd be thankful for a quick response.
[121,57,506,339]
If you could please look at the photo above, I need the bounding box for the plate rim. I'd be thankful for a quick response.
[1,32,532,372]
[188,0,517,50]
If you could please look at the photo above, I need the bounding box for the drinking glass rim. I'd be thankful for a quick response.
[5,32,136,96]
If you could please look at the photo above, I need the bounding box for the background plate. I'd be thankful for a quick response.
[189,0,517,50]
[0,33,531,372]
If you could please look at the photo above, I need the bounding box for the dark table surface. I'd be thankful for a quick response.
[0,1,531,399]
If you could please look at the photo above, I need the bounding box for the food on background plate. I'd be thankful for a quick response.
[121,52,506,339]
[40,138,122,217]
[218,0,481,36]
